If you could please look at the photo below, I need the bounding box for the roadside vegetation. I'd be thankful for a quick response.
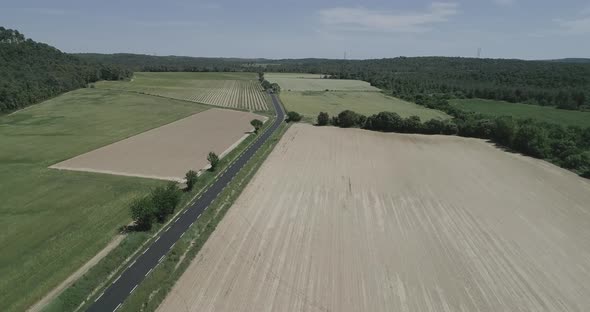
[44,114,277,312]
[116,122,288,312]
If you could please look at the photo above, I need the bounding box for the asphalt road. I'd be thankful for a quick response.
[87,93,285,312]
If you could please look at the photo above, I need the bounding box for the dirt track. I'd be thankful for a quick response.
[51,109,264,181]
[158,123,590,312]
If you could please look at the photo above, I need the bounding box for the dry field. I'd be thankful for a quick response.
[97,72,270,111]
[159,124,590,312]
[51,109,264,181]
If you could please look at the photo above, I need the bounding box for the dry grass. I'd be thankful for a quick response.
[158,124,590,312]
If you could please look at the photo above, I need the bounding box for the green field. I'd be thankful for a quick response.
[282,91,450,122]
[0,89,208,312]
[266,73,380,91]
[97,72,270,111]
[451,99,590,128]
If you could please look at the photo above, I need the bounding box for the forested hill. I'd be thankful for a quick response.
[74,53,263,72]
[0,27,131,113]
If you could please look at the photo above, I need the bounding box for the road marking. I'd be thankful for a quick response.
[145,268,153,277]
[197,214,201,219]
[154,237,160,243]
[158,255,165,263]
[113,303,122,312]
[169,243,175,250]
[183,210,187,215]
[95,292,104,302]
[129,259,137,268]
[165,226,170,232]
[130,284,138,294]
[142,247,149,255]
[112,275,121,284]
[180,232,185,238]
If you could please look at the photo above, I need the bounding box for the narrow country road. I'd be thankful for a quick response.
[87,93,285,312]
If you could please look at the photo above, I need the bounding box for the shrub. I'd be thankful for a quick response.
[185,170,198,191]
[513,123,549,158]
[208,152,220,170]
[317,112,330,126]
[286,111,302,122]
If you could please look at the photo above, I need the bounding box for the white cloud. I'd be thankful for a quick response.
[493,0,515,6]
[318,2,459,33]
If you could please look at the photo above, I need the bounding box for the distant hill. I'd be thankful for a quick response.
[546,58,590,64]
[74,53,266,72]
[0,27,131,113]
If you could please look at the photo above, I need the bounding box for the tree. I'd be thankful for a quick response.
[270,83,281,94]
[317,112,330,126]
[364,112,403,132]
[185,170,198,191]
[403,116,422,133]
[258,72,264,82]
[250,119,263,133]
[493,116,516,146]
[336,110,365,128]
[130,196,155,230]
[513,123,549,158]
[286,111,302,122]
[151,182,182,222]
[208,152,220,170]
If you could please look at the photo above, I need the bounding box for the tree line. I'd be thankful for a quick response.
[311,108,590,178]
[0,27,132,113]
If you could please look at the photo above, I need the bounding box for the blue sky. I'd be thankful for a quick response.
[1,0,589,59]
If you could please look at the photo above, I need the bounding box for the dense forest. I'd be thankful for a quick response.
[0,27,131,113]
[75,53,261,72]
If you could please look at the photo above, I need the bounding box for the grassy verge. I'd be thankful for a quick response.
[43,117,277,312]
[118,121,288,312]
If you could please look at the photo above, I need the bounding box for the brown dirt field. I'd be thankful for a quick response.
[51,109,264,181]
[158,123,590,312]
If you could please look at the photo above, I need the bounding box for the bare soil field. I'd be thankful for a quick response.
[51,109,264,181]
[158,124,590,312]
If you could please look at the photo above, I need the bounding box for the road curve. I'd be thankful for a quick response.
[87,93,285,312]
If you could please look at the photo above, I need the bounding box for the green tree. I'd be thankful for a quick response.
[336,110,365,128]
[130,196,155,231]
[317,112,330,126]
[286,111,302,122]
[513,123,549,158]
[151,182,182,222]
[493,116,516,146]
[185,170,198,191]
[250,119,263,133]
[258,72,264,82]
[208,152,220,170]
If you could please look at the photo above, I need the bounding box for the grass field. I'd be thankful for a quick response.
[97,72,270,111]
[265,73,380,91]
[451,98,590,128]
[282,91,450,122]
[0,88,210,312]
[159,123,590,311]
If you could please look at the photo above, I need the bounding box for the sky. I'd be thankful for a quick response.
[1,0,589,60]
